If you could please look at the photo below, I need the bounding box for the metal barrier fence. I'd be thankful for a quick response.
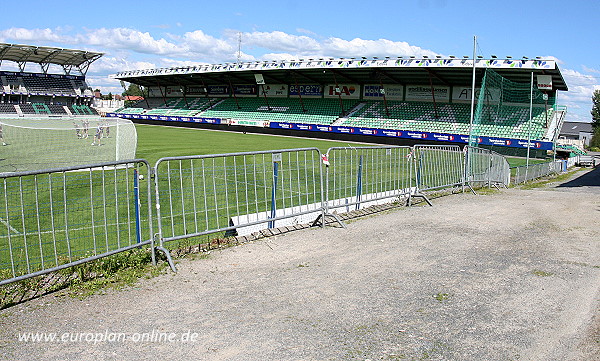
[0,160,153,286]
[153,149,323,268]
[411,145,464,204]
[1,144,520,284]
[566,156,579,168]
[466,146,511,188]
[323,146,414,216]
[512,161,563,184]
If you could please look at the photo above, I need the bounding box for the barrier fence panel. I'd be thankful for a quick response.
[566,156,579,168]
[413,145,464,193]
[512,160,563,184]
[324,146,413,215]
[0,159,153,286]
[465,146,511,188]
[153,148,323,250]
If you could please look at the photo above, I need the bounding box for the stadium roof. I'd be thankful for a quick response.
[112,57,568,92]
[0,43,103,75]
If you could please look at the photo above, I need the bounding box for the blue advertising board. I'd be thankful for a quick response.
[106,113,222,125]
[269,122,553,150]
[105,114,552,151]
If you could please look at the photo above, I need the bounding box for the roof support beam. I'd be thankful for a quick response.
[374,69,405,86]
[423,68,451,87]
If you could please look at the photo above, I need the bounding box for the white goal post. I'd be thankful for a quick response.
[0,116,137,173]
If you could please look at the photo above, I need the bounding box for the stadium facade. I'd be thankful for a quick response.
[110,56,568,155]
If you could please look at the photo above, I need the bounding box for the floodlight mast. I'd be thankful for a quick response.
[468,35,477,147]
[465,35,477,191]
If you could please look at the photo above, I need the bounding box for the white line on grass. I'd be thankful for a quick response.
[0,217,21,235]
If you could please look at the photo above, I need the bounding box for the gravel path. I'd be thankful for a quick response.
[1,168,599,360]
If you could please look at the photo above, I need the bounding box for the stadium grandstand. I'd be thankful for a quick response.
[0,43,136,173]
[0,43,102,115]
[109,56,568,157]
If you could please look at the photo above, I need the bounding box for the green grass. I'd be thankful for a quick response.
[518,168,580,189]
[135,124,369,166]
[532,269,553,277]
[0,123,541,282]
[506,157,549,168]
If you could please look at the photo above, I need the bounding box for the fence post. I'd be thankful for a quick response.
[355,155,363,210]
[268,157,280,229]
[133,169,142,245]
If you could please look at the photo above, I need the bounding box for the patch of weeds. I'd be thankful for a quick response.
[186,252,211,261]
[59,249,167,299]
[0,248,166,308]
[532,269,553,277]
[518,169,582,190]
[433,292,450,302]
[297,263,309,268]
[472,186,502,195]
[169,235,239,258]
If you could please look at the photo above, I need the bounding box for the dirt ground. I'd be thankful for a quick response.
[0,168,599,360]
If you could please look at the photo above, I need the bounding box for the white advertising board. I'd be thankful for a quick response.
[405,85,450,102]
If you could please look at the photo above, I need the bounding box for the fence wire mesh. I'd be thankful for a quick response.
[0,160,153,285]
[3,143,534,285]
[413,145,464,192]
[154,148,323,246]
[466,146,511,187]
[511,161,563,184]
[324,146,414,213]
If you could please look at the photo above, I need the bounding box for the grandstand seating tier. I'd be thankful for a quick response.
[117,97,552,140]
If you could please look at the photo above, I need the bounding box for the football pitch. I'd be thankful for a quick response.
[0,123,547,280]
[134,123,545,167]
[134,123,369,166]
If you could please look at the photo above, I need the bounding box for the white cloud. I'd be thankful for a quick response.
[558,68,600,122]
[241,31,321,54]
[0,27,72,43]
[158,58,209,68]
[81,28,186,56]
[93,57,156,74]
[323,37,440,58]
[582,65,600,74]
[0,26,441,65]
[181,30,236,59]
[296,28,318,37]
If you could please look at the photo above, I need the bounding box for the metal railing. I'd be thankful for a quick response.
[153,149,324,267]
[0,160,153,286]
[1,144,528,285]
[466,146,511,188]
[410,145,465,204]
[323,146,414,215]
[511,160,563,184]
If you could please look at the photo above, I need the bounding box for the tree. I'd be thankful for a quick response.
[589,90,600,149]
[122,83,143,98]
[592,89,600,127]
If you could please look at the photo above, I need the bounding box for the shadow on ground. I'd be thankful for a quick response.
[557,166,600,188]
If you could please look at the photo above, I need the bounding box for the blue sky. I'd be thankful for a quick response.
[1,0,598,122]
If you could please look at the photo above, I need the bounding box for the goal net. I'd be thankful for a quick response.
[471,68,555,155]
[0,116,137,173]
